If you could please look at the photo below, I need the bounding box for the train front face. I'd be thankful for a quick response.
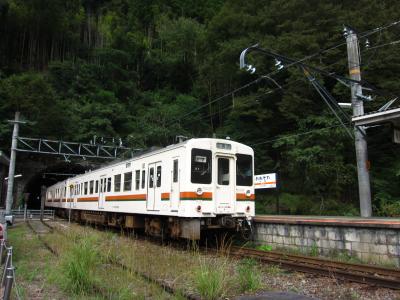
[184,138,255,229]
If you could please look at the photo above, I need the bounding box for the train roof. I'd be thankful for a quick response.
[47,138,252,189]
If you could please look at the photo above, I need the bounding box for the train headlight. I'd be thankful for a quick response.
[245,190,251,197]
[197,205,202,212]
[196,188,203,196]
[246,206,251,212]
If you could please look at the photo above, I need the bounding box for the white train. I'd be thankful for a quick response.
[45,138,255,239]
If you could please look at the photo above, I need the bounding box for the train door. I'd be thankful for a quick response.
[98,175,106,209]
[215,156,235,214]
[147,162,162,211]
[170,157,180,211]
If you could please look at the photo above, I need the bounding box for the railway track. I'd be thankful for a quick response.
[36,220,200,300]
[229,246,400,290]
[43,218,400,291]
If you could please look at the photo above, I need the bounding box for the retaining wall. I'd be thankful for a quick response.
[254,218,400,267]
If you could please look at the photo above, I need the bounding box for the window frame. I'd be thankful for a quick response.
[135,170,140,190]
[89,180,94,194]
[149,167,154,188]
[123,172,132,191]
[114,174,121,192]
[173,159,178,183]
[141,170,145,189]
[191,148,212,184]
[156,166,162,187]
[217,157,230,186]
[236,154,253,187]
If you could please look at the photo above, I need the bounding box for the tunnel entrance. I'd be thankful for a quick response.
[24,162,89,209]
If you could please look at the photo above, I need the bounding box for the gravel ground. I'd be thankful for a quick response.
[260,270,400,300]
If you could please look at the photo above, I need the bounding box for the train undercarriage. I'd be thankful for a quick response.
[55,209,252,240]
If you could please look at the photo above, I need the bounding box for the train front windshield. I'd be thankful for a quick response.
[236,154,253,186]
[191,148,253,186]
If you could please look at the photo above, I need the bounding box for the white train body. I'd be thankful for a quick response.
[45,138,254,239]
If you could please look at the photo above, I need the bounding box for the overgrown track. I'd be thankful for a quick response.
[26,220,112,296]
[229,246,400,290]
[43,220,200,300]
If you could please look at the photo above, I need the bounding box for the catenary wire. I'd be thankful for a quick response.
[170,20,400,129]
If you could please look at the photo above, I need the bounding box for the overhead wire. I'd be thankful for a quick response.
[250,124,343,147]
[166,37,352,127]
[170,19,400,136]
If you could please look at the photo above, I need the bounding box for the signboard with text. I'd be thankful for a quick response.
[254,173,277,189]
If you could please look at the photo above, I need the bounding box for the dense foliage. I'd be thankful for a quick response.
[1,0,399,215]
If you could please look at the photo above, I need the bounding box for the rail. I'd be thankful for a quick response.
[229,246,400,290]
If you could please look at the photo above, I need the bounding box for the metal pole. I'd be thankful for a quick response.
[40,186,46,221]
[0,240,4,264]
[5,112,20,216]
[1,247,12,287]
[3,266,14,300]
[345,30,372,217]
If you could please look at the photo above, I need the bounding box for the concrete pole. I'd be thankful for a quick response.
[5,112,20,215]
[345,30,372,217]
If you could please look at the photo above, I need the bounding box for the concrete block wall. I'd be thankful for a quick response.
[254,223,400,267]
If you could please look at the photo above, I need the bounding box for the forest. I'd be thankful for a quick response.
[0,0,399,216]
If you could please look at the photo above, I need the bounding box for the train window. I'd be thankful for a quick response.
[89,180,94,194]
[141,170,145,189]
[149,168,154,188]
[95,180,99,193]
[80,183,83,195]
[218,158,230,185]
[156,166,162,187]
[124,172,132,191]
[191,149,212,184]
[107,177,111,192]
[173,159,178,182]
[84,182,88,195]
[135,170,140,190]
[236,154,253,186]
[114,174,121,192]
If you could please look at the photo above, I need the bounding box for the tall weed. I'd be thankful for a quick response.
[193,258,229,300]
[236,258,262,292]
[61,237,99,294]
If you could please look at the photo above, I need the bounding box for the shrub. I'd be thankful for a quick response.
[194,258,229,300]
[236,258,262,292]
[61,237,99,294]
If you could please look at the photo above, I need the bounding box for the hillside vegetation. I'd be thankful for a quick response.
[0,0,399,215]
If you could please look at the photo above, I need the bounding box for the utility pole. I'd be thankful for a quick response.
[345,28,372,217]
[5,112,23,216]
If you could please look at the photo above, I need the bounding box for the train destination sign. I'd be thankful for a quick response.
[254,173,277,189]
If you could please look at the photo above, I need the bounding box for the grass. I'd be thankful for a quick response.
[236,258,262,292]
[61,236,100,294]
[193,257,230,300]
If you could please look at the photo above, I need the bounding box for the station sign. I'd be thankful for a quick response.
[254,173,277,189]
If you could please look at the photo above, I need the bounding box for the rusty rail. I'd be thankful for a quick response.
[229,246,400,290]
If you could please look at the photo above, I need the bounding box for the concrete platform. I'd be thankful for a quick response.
[254,215,400,229]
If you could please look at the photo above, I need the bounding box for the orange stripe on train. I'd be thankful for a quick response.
[161,192,170,200]
[180,191,212,200]
[77,197,98,202]
[236,193,255,200]
[106,194,147,201]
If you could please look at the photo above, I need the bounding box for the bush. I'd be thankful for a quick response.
[61,237,99,294]
[236,258,262,292]
[194,258,229,300]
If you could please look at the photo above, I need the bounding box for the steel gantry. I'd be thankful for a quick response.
[16,137,139,159]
